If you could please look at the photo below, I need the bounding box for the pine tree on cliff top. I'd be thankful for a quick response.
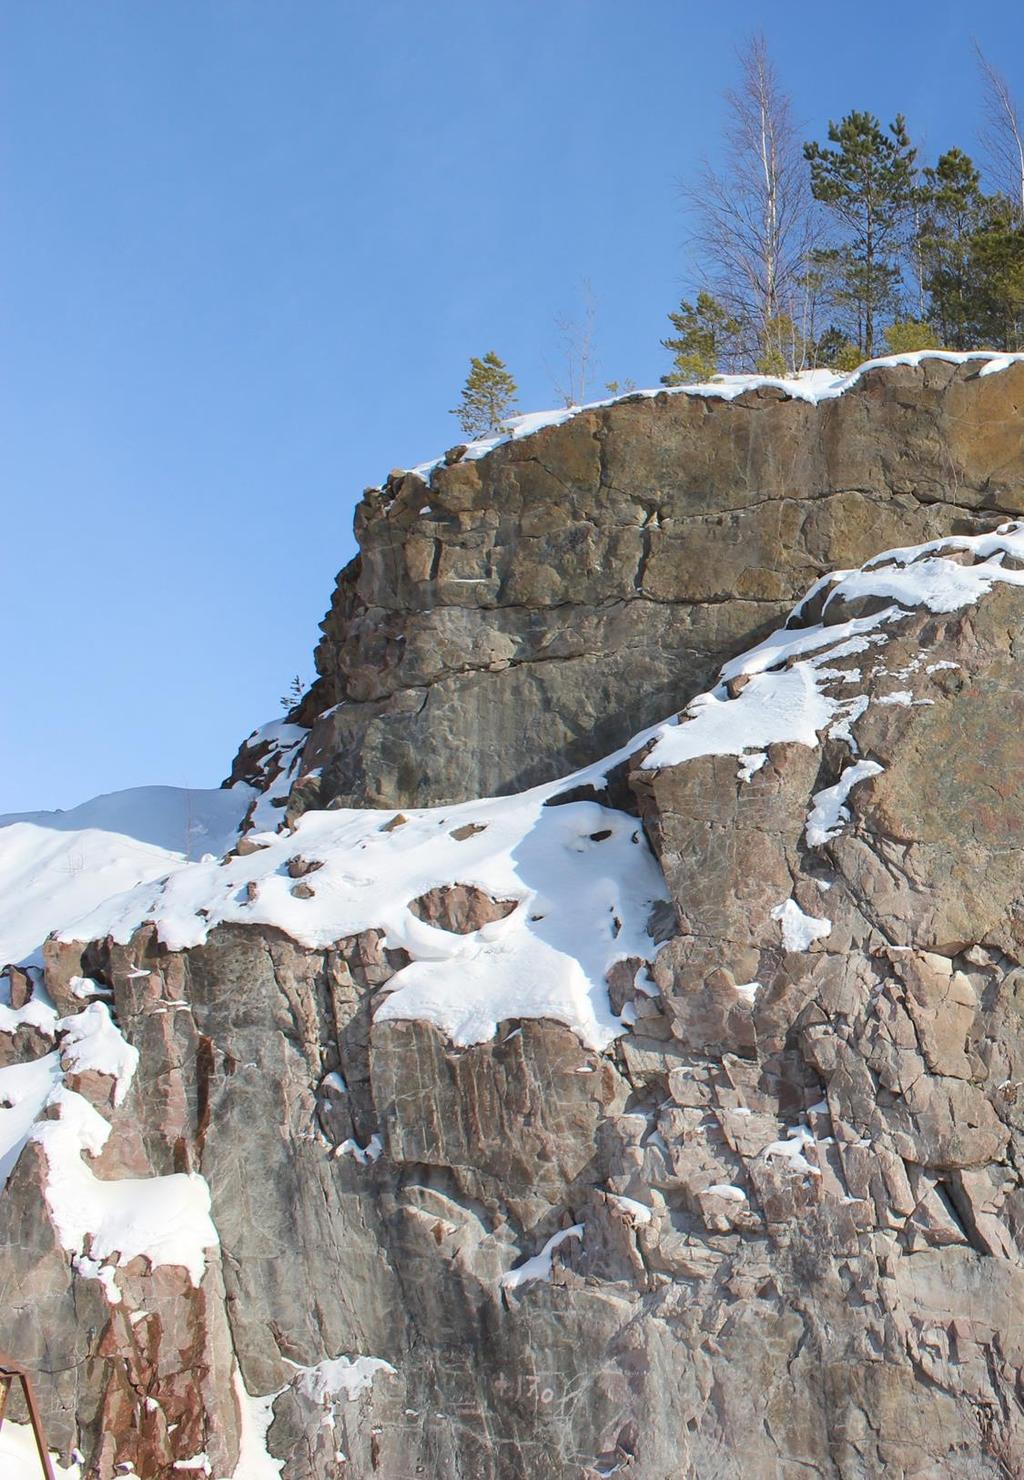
[451,352,519,439]
[661,292,743,384]
[804,111,917,358]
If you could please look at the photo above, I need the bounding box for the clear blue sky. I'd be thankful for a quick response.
[4,0,1023,810]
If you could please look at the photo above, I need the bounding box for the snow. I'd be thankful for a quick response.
[0,1419,81,1479]
[69,974,110,999]
[642,667,837,771]
[705,1184,747,1202]
[638,612,889,776]
[0,785,253,968]
[825,552,1024,615]
[73,1252,120,1304]
[0,1051,63,1186]
[732,981,761,1004]
[404,351,1024,484]
[334,1134,383,1165]
[771,899,832,952]
[804,760,884,848]
[736,752,767,782]
[57,1002,139,1107]
[30,1083,218,1297]
[979,354,1016,376]
[56,791,665,1054]
[500,1224,583,1289]
[764,1126,821,1177]
[0,995,215,1301]
[636,524,1024,782]
[235,720,308,834]
[226,1368,284,1480]
[0,785,251,856]
[8,522,1024,1066]
[606,1193,653,1224]
[290,1355,397,1405]
[0,978,58,1037]
[828,694,869,752]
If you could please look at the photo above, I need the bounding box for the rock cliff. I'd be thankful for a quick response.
[6,354,1024,1479]
[287,353,1024,811]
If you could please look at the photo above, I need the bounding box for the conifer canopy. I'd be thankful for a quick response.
[451,353,519,439]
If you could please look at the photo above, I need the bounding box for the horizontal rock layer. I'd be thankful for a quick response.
[290,357,1024,810]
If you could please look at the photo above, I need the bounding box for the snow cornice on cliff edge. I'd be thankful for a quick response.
[402,349,1024,486]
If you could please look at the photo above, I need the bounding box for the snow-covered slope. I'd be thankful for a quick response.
[0,784,253,855]
[48,789,667,1052]
[0,785,253,968]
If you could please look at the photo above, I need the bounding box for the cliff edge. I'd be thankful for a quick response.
[6,356,1024,1478]
[269,352,1024,812]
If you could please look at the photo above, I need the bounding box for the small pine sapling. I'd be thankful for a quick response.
[280,675,304,712]
[451,352,519,439]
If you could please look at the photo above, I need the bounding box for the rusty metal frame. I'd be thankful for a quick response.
[0,1356,56,1480]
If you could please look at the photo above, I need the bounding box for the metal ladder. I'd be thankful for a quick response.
[0,1357,56,1480]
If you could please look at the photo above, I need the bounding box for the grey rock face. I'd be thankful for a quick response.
[11,364,1024,1477]
[291,358,1024,811]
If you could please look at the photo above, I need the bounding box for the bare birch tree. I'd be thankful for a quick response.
[551,280,597,406]
[685,34,816,370]
[975,41,1024,217]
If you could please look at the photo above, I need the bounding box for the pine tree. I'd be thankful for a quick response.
[883,318,939,354]
[450,352,519,439]
[917,148,987,348]
[804,112,917,356]
[915,147,1024,350]
[661,292,742,384]
[963,201,1024,349]
[279,675,303,712]
[811,325,862,371]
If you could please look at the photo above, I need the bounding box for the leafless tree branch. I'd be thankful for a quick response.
[975,40,1024,216]
[683,34,818,368]
[551,279,597,406]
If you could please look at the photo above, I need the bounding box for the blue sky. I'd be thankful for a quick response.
[4,0,1024,810]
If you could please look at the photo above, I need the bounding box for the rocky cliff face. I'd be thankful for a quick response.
[8,355,1024,1480]
[289,355,1024,811]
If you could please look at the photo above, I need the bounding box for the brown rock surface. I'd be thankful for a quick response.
[281,358,1024,811]
[11,363,1024,1476]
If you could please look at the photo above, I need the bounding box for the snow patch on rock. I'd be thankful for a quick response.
[30,1084,218,1297]
[771,899,832,952]
[290,1355,398,1406]
[804,760,884,848]
[0,1419,82,1479]
[0,1051,63,1186]
[0,785,253,968]
[500,1224,584,1290]
[57,1001,139,1107]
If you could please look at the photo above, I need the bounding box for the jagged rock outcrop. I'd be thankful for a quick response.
[292,356,1024,811]
[10,357,1024,1479]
